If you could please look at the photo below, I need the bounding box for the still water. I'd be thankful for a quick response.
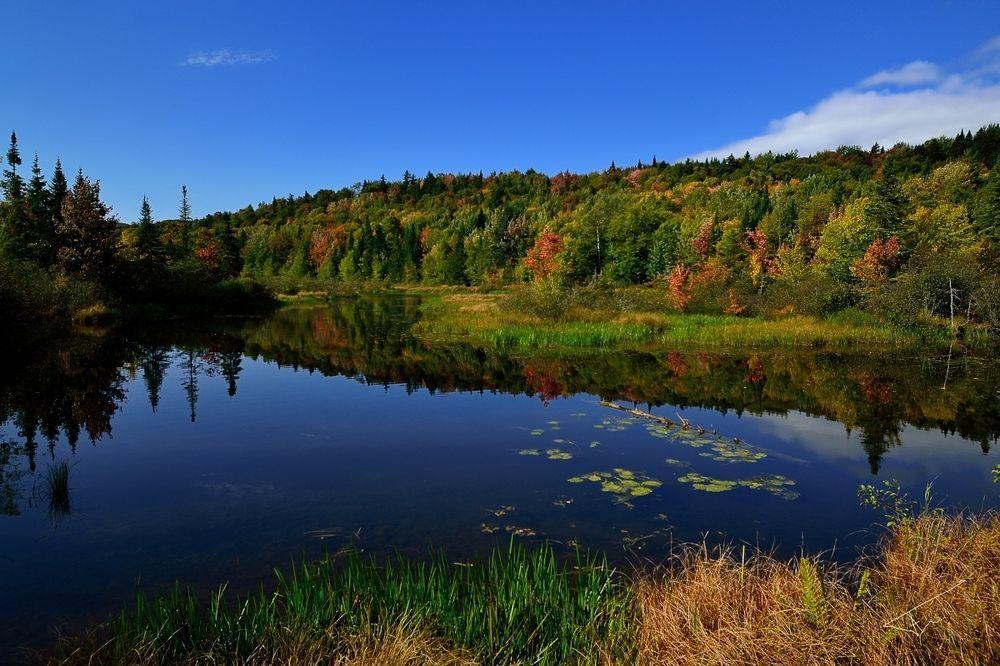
[2,295,999,651]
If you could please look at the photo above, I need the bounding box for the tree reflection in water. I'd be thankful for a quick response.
[1,294,998,516]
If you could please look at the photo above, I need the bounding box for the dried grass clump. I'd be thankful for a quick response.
[636,513,1000,665]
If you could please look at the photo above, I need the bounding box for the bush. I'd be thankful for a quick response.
[865,251,983,326]
[501,280,578,320]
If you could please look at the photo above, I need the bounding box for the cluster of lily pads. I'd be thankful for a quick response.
[480,505,538,537]
[646,423,766,463]
[518,448,573,460]
[591,416,637,432]
[568,468,662,507]
[676,472,798,500]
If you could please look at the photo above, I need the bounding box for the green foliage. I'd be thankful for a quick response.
[858,480,917,528]
[6,126,1000,331]
[798,558,826,628]
[71,545,635,664]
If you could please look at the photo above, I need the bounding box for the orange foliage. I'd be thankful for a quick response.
[667,265,692,311]
[524,231,564,281]
[851,236,901,285]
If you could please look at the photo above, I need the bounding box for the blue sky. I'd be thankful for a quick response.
[5,1,1000,221]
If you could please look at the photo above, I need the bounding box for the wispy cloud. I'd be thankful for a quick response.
[978,35,1000,54]
[693,35,1000,159]
[182,49,275,67]
[860,60,942,88]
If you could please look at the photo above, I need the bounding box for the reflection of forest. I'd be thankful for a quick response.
[2,297,999,508]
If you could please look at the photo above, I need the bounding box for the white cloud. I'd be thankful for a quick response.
[693,37,1000,160]
[182,49,275,67]
[859,60,942,88]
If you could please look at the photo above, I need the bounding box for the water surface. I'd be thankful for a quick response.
[2,295,999,653]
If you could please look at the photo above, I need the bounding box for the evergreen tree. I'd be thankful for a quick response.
[213,220,241,277]
[178,185,192,255]
[44,158,68,263]
[22,155,50,261]
[866,175,907,241]
[48,158,67,225]
[135,195,163,265]
[1,132,27,254]
[2,132,24,200]
[56,170,119,281]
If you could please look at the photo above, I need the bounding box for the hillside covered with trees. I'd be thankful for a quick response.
[3,125,1000,333]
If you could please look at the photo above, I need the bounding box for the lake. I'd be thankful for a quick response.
[2,294,999,654]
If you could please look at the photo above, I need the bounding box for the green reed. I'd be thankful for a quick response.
[67,543,635,665]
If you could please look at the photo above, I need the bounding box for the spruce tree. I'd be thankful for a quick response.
[1,132,27,254]
[24,155,50,261]
[56,170,119,281]
[178,185,192,256]
[2,132,23,200]
[135,195,163,265]
[45,158,68,262]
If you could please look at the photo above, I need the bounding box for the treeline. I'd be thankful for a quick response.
[5,126,1000,329]
[179,125,1000,327]
[0,132,264,343]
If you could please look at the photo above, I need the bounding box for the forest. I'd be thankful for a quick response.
[3,125,1000,336]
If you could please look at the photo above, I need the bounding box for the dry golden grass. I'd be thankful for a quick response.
[636,513,1000,665]
[56,619,473,666]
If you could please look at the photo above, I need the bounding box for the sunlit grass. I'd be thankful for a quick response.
[57,513,1000,664]
[59,544,634,665]
[415,293,937,350]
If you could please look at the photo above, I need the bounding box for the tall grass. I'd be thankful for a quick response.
[55,513,1000,664]
[58,544,634,665]
[636,512,1000,664]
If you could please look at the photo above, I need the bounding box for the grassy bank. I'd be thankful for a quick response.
[413,291,963,351]
[54,512,1000,664]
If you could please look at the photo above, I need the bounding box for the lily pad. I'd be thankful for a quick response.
[568,468,662,504]
[518,448,541,456]
[505,525,536,537]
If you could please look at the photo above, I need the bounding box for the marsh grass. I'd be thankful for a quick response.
[417,292,932,350]
[636,512,1000,665]
[54,513,1000,665]
[57,543,634,665]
